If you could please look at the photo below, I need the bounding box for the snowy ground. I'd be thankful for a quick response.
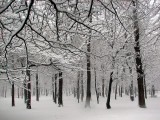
[0,93,160,120]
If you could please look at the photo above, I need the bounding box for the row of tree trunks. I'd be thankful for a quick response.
[1,85,7,98]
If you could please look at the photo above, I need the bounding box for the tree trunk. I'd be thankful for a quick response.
[5,85,7,98]
[130,80,134,101]
[58,71,63,107]
[144,75,147,99]
[77,71,80,103]
[85,14,92,108]
[119,85,121,97]
[24,81,27,103]
[17,88,19,98]
[94,68,99,104]
[36,72,39,101]
[2,86,4,97]
[46,89,48,96]
[12,82,15,107]
[74,87,76,98]
[26,69,31,109]
[105,87,108,97]
[115,83,117,100]
[21,88,23,99]
[106,72,113,109]
[52,75,55,102]
[132,0,146,108]
[54,74,57,103]
[151,85,155,97]
[102,78,105,97]
[120,85,123,97]
[81,71,84,102]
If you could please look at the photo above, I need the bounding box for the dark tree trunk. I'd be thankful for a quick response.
[94,68,99,104]
[102,78,105,97]
[115,83,117,100]
[106,72,113,109]
[12,82,15,107]
[85,13,92,108]
[54,74,57,103]
[132,0,146,108]
[58,71,63,107]
[81,71,84,102]
[120,85,123,97]
[74,87,76,98]
[85,44,91,107]
[26,69,31,109]
[36,72,39,101]
[130,80,134,101]
[77,71,80,103]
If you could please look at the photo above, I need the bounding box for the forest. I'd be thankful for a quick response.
[0,0,160,120]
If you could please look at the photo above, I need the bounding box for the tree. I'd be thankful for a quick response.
[132,0,146,108]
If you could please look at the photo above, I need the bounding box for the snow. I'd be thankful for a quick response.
[0,93,160,120]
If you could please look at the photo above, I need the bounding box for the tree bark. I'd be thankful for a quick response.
[132,0,146,108]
